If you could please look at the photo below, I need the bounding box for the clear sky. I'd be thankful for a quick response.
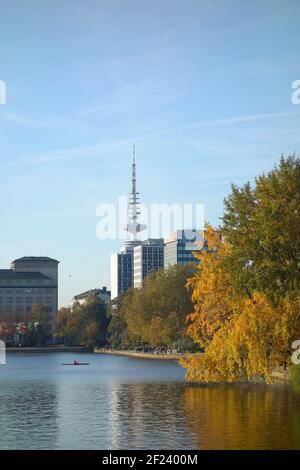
[0,0,300,307]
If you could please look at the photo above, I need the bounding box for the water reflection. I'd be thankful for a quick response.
[105,383,195,449]
[54,382,195,449]
[1,354,300,449]
[184,384,300,449]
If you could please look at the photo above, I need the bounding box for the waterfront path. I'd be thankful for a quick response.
[94,348,184,361]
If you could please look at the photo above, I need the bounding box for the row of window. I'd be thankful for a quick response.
[141,255,164,259]
[178,253,195,259]
[0,279,51,285]
[142,259,164,265]
[0,305,53,313]
[0,297,53,304]
[0,288,55,294]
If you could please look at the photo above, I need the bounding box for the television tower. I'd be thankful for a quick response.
[123,145,147,245]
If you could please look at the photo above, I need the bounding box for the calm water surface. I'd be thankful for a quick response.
[0,353,300,449]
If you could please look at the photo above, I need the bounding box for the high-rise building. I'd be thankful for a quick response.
[133,239,164,288]
[164,230,203,267]
[111,146,147,299]
[111,246,135,299]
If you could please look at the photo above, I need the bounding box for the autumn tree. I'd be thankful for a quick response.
[183,292,280,383]
[186,225,236,348]
[182,156,300,383]
[182,231,300,383]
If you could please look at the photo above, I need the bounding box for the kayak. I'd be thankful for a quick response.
[62,363,90,366]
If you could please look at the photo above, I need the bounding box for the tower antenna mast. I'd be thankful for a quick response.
[123,145,147,244]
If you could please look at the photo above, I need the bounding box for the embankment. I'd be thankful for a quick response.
[94,348,184,361]
[6,346,92,353]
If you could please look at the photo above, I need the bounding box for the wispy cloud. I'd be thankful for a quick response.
[1,110,299,169]
[0,136,140,168]
[0,113,47,127]
[0,75,180,132]
[0,112,92,132]
[135,110,300,140]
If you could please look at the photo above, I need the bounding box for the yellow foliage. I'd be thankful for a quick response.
[186,225,235,347]
[181,292,281,383]
[182,224,300,383]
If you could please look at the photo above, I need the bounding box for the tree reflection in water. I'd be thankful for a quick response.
[183,384,300,449]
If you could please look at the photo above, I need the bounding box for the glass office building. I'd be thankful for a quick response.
[164,230,203,267]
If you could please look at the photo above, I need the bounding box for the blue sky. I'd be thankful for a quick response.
[0,0,300,306]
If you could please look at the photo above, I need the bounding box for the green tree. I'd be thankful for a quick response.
[25,304,52,346]
[120,264,197,348]
[81,320,101,348]
[53,307,72,344]
[54,296,109,347]
[107,294,130,347]
[222,155,300,300]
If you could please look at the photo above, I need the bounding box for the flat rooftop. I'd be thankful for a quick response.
[12,256,59,264]
[0,270,51,280]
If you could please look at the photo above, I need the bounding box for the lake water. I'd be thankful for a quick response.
[0,353,300,450]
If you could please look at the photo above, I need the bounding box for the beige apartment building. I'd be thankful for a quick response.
[0,256,59,319]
